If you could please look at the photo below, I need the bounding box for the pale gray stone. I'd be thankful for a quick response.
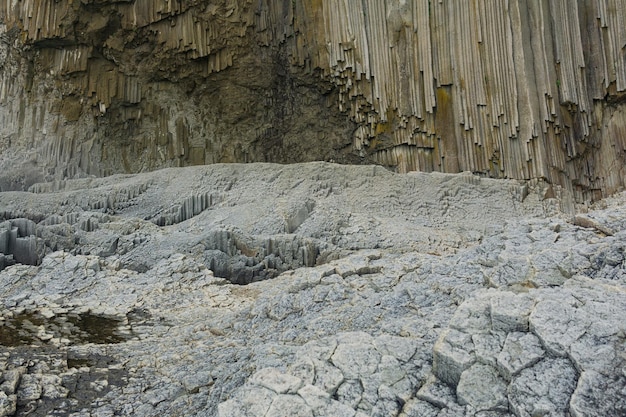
[0,392,16,417]
[315,401,356,417]
[456,364,508,412]
[508,358,577,417]
[16,374,42,403]
[415,376,458,409]
[432,329,475,386]
[376,355,406,387]
[490,292,535,332]
[398,398,439,417]
[372,334,417,363]
[289,357,316,386]
[250,368,303,394]
[311,360,344,394]
[336,380,363,409]
[330,341,380,380]
[529,250,569,286]
[297,384,330,410]
[266,394,313,417]
[486,255,532,288]
[449,296,492,333]
[568,334,618,373]
[472,332,505,368]
[40,374,69,399]
[496,332,544,380]
[217,386,275,417]
[529,299,589,356]
[0,368,25,395]
[569,370,626,417]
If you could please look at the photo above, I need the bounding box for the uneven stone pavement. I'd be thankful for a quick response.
[0,163,624,416]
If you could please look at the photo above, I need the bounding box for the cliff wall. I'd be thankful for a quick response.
[0,0,625,201]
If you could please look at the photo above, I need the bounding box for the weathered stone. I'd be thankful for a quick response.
[415,376,458,409]
[311,360,344,394]
[486,256,532,288]
[250,368,303,394]
[472,332,506,368]
[529,299,589,357]
[16,374,42,404]
[490,293,535,332]
[456,364,508,412]
[265,394,313,417]
[398,398,439,417]
[0,163,623,417]
[40,374,69,399]
[297,384,330,410]
[0,368,25,395]
[315,401,356,417]
[508,359,577,417]
[569,370,626,417]
[330,339,380,381]
[0,391,16,417]
[448,295,492,333]
[496,332,544,381]
[432,329,475,386]
[217,386,275,417]
[335,380,363,409]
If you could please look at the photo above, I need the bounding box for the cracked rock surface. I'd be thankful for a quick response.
[0,162,624,416]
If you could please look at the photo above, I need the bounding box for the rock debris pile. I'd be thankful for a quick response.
[0,162,624,416]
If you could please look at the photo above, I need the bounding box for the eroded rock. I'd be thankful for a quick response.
[0,164,624,416]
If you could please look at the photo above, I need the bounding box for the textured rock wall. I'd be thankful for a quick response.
[1,0,625,200]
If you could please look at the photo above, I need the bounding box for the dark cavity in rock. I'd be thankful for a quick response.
[0,311,131,347]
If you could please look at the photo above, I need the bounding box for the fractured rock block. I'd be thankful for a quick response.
[217,386,275,417]
[13,236,39,265]
[472,332,506,368]
[508,358,577,417]
[330,339,380,380]
[266,394,313,417]
[490,292,535,332]
[398,398,439,417]
[415,375,458,409]
[495,332,544,381]
[0,391,16,417]
[529,299,589,357]
[250,368,303,394]
[456,363,508,412]
[432,329,475,386]
[569,370,626,417]
[16,374,42,405]
[0,367,25,395]
[448,295,492,333]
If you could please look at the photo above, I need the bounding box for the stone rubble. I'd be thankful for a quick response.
[0,163,623,416]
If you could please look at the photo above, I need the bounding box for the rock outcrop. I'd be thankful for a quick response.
[1,1,625,201]
[0,162,625,416]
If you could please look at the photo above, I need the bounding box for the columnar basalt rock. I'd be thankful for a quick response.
[1,1,625,201]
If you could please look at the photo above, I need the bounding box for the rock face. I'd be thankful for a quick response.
[0,162,625,416]
[1,1,625,200]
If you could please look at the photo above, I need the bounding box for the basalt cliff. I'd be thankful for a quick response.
[0,163,626,416]
[2,2,626,416]
[1,0,625,201]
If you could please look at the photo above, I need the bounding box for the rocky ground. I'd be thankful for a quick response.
[0,162,624,416]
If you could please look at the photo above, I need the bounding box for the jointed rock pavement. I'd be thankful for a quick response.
[0,162,624,416]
